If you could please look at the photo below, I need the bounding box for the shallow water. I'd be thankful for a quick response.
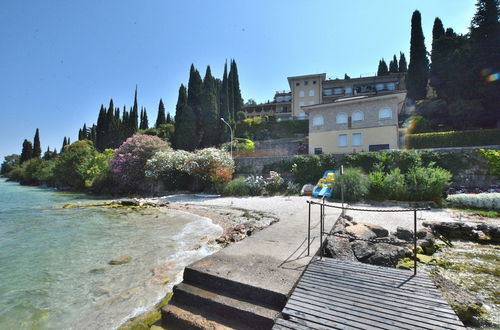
[0,179,222,329]
[431,241,500,328]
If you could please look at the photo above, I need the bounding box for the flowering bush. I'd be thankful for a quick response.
[110,134,170,191]
[145,150,191,178]
[245,175,266,196]
[265,171,285,195]
[447,193,500,210]
[188,148,234,185]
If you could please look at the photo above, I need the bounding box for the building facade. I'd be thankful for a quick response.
[303,92,407,154]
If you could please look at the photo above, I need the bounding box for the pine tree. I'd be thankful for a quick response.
[200,65,221,147]
[174,84,199,150]
[389,54,399,73]
[377,59,389,76]
[407,10,430,100]
[32,128,41,158]
[20,139,33,164]
[156,99,167,128]
[398,52,408,72]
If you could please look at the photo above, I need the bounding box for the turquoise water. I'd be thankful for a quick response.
[0,178,222,329]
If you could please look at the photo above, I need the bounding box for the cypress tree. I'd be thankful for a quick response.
[344,74,351,79]
[140,107,149,129]
[200,66,221,147]
[430,17,447,96]
[67,137,71,145]
[31,128,41,158]
[407,10,430,100]
[398,52,408,72]
[389,55,399,73]
[166,113,172,124]
[82,123,88,139]
[78,129,83,141]
[229,60,243,120]
[20,139,33,164]
[61,137,68,152]
[377,59,389,76]
[219,61,231,142]
[187,64,204,144]
[174,84,199,150]
[95,105,106,151]
[156,99,167,128]
[130,87,139,134]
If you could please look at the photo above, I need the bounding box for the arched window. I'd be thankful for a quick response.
[379,108,392,119]
[352,111,364,121]
[336,112,348,124]
[312,115,324,127]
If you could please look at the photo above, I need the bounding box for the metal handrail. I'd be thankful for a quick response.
[306,200,430,275]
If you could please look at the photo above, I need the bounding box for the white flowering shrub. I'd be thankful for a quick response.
[145,150,191,178]
[265,171,285,194]
[245,175,266,196]
[447,193,500,210]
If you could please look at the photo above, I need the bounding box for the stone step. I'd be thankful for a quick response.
[161,303,234,330]
[164,282,280,329]
[183,266,287,310]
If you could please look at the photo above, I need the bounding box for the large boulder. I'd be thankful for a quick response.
[364,224,389,238]
[351,241,376,261]
[365,245,406,268]
[325,236,357,261]
[395,226,414,241]
[346,224,377,241]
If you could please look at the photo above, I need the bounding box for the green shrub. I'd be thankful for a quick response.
[221,138,255,154]
[384,168,407,200]
[407,116,430,134]
[236,120,308,140]
[222,178,250,196]
[405,166,451,201]
[447,193,500,211]
[265,171,285,195]
[369,171,386,201]
[245,175,266,196]
[262,159,294,175]
[291,154,337,185]
[333,168,370,202]
[285,181,301,196]
[477,149,500,176]
[406,129,500,149]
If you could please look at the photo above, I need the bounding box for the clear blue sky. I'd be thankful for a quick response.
[0,0,476,160]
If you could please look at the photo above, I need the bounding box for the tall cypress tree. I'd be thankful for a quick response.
[399,52,408,72]
[95,105,106,151]
[32,128,41,158]
[377,59,389,76]
[187,64,204,144]
[389,54,399,73]
[229,60,243,120]
[156,99,167,128]
[430,17,446,96]
[129,87,139,134]
[61,137,68,152]
[200,66,221,147]
[174,84,199,150]
[140,107,149,129]
[166,113,172,124]
[344,74,351,79]
[20,139,33,164]
[219,61,231,142]
[407,10,429,100]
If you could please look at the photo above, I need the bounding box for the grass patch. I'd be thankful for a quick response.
[450,207,500,218]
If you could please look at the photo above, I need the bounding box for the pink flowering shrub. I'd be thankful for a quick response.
[110,134,170,191]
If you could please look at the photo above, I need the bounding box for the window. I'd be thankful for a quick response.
[308,101,315,105]
[309,89,315,96]
[336,112,348,124]
[323,89,332,96]
[314,147,323,155]
[299,90,305,98]
[387,82,396,91]
[352,111,364,121]
[338,134,348,147]
[299,101,305,107]
[312,115,324,127]
[334,88,343,95]
[313,80,316,84]
[376,83,384,91]
[345,87,352,94]
[352,133,362,146]
[379,108,392,119]
[276,96,283,102]
[369,144,390,152]
[296,82,300,86]
[304,81,309,85]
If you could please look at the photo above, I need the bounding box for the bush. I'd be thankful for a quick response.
[368,171,386,201]
[333,168,370,202]
[405,166,451,201]
[477,149,500,176]
[384,168,407,200]
[407,116,430,134]
[53,140,98,189]
[236,120,308,140]
[406,129,500,149]
[110,134,170,192]
[222,178,250,196]
[285,181,301,196]
[221,138,255,155]
[265,171,285,195]
[245,175,266,196]
[447,193,500,211]
[291,154,337,185]
[145,150,192,190]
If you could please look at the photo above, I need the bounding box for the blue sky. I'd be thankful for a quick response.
[0,0,476,160]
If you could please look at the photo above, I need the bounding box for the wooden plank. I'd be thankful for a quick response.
[297,278,458,316]
[286,315,350,330]
[300,272,450,305]
[307,264,439,293]
[293,286,462,324]
[308,261,436,287]
[285,302,403,330]
[291,289,464,329]
[274,317,311,330]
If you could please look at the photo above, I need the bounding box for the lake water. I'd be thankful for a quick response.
[0,178,222,329]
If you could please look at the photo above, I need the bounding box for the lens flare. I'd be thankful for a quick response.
[487,73,499,83]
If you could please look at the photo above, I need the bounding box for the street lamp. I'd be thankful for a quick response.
[221,118,233,157]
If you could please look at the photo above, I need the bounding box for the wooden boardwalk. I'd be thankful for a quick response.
[273,257,465,330]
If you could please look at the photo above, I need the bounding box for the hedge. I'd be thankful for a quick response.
[236,119,308,140]
[406,129,500,149]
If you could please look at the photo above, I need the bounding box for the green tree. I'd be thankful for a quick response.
[20,139,33,164]
[219,61,231,142]
[166,112,172,124]
[61,137,68,153]
[155,99,167,128]
[129,87,139,134]
[1,154,20,174]
[174,84,200,151]
[33,128,41,158]
[407,10,430,100]
[140,107,149,130]
[377,59,389,76]
[398,52,408,72]
[187,64,204,145]
[53,140,97,189]
[228,60,243,120]
[430,17,446,95]
[200,65,221,147]
[389,54,399,73]
[344,73,351,79]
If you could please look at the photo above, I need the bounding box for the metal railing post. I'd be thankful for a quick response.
[320,199,324,260]
[414,209,417,275]
[308,202,311,256]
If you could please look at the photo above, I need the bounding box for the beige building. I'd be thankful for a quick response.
[303,91,406,154]
[287,73,326,119]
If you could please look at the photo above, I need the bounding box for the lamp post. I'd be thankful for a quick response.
[221,118,233,157]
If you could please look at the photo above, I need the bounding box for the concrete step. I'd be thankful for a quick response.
[161,303,234,330]
[164,282,280,329]
[183,266,287,310]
